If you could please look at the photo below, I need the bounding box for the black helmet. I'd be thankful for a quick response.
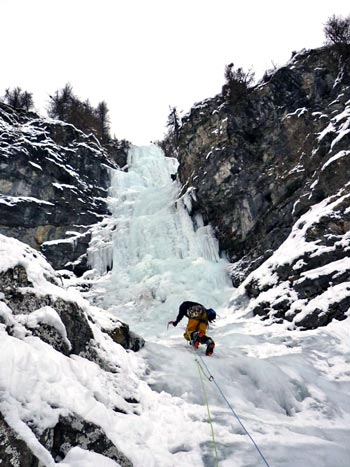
[207,308,216,322]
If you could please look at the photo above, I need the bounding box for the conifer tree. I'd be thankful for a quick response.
[2,87,34,111]
[47,84,112,142]
[96,101,111,143]
[167,106,180,144]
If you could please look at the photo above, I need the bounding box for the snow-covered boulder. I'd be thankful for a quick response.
[0,234,143,466]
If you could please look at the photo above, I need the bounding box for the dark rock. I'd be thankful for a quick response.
[107,323,145,352]
[252,301,271,316]
[40,413,133,466]
[0,265,33,290]
[41,231,92,275]
[1,265,93,357]
[0,413,37,467]
[296,296,350,330]
[3,290,93,357]
[230,250,273,287]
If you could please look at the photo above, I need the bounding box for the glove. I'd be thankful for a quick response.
[168,320,177,327]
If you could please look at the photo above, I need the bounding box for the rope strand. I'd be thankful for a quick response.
[195,351,271,467]
[195,356,219,466]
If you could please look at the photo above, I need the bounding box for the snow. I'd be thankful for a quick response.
[0,235,56,278]
[317,122,335,142]
[58,447,121,467]
[293,282,350,320]
[52,183,78,191]
[330,130,350,151]
[16,306,72,350]
[0,196,55,206]
[299,257,350,280]
[29,161,43,171]
[288,163,305,175]
[0,331,138,465]
[1,145,350,466]
[42,230,85,248]
[333,106,350,124]
[284,107,308,119]
[321,150,350,170]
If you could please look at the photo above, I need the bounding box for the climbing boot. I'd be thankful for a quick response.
[206,340,215,356]
[192,331,205,349]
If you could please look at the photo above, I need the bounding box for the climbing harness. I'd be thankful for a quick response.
[192,347,271,467]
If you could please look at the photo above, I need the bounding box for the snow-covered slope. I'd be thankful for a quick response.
[2,228,350,466]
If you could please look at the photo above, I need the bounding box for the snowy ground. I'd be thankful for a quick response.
[121,303,350,467]
[84,146,350,467]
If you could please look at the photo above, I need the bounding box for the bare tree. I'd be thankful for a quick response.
[324,14,350,46]
[324,14,350,58]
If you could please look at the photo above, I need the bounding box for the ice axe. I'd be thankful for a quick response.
[167,320,175,330]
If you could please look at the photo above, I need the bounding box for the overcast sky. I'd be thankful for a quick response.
[1,0,349,144]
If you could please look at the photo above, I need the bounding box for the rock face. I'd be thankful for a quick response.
[0,413,36,467]
[0,102,127,275]
[0,238,145,357]
[108,323,145,352]
[0,411,133,467]
[169,45,350,329]
[1,265,94,356]
[40,413,133,467]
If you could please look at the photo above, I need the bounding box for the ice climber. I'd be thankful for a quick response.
[168,301,216,355]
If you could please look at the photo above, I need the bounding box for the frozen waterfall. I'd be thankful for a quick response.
[88,145,232,336]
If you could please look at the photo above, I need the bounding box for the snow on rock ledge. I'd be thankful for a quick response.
[242,192,350,329]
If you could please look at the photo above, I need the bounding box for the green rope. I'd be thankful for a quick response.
[192,349,219,466]
[195,351,271,467]
[190,343,271,467]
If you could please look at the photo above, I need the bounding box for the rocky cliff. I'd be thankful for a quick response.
[0,103,127,275]
[169,45,350,329]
